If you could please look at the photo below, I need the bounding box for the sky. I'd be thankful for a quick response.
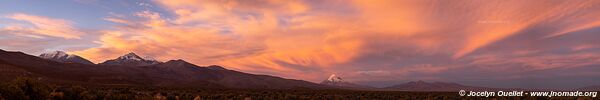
[1,0,600,89]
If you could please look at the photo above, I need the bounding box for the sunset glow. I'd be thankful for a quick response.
[2,0,600,89]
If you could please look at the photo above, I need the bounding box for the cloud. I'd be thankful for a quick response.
[71,0,600,87]
[75,0,366,79]
[0,31,98,56]
[0,13,98,55]
[2,13,84,39]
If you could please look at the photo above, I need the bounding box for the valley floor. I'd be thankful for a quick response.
[0,77,596,100]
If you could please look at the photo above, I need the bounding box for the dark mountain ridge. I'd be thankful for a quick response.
[3,49,567,91]
[0,49,327,89]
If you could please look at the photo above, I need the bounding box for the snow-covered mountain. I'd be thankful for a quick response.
[99,52,161,66]
[320,74,374,90]
[322,74,345,84]
[39,51,94,64]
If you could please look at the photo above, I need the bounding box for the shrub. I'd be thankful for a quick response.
[0,77,51,100]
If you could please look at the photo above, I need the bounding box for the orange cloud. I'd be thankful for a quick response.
[451,0,600,58]
[2,13,83,39]
[72,0,600,82]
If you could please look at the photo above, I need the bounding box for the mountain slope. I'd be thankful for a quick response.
[0,49,327,89]
[139,60,326,88]
[39,51,94,64]
[99,52,161,66]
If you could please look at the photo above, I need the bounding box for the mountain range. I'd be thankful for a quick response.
[1,49,598,91]
[0,49,325,89]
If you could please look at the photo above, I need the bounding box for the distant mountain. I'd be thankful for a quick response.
[576,85,600,91]
[39,51,94,64]
[321,74,343,84]
[99,52,161,66]
[0,49,328,89]
[385,80,513,91]
[320,74,374,90]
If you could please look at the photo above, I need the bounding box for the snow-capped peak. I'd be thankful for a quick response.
[39,51,94,64]
[39,51,82,60]
[100,52,162,66]
[327,74,343,82]
[320,74,373,89]
[117,52,144,61]
[40,51,70,58]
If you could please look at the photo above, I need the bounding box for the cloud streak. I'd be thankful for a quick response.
[66,0,600,88]
[2,13,83,39]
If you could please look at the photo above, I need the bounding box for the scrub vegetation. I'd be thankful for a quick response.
[0,77,595,100]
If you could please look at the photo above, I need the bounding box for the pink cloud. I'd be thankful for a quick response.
[70,0,600,83]
[2,13,83,39]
